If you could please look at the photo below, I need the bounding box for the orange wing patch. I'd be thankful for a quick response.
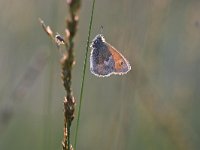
[107,43,125,71]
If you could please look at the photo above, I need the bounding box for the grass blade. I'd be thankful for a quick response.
[74,0,96,149]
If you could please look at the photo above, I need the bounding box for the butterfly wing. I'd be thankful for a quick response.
[90,34,131,77]
[106,43,131,75]
[90,35,115,77]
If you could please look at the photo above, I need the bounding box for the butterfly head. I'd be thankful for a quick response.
[90,34,106,49]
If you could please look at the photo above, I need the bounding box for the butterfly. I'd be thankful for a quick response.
[90,34,131,77]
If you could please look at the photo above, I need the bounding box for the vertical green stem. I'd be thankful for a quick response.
[74,0,96,149]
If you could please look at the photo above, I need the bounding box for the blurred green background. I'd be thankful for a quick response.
[0,0,200,150]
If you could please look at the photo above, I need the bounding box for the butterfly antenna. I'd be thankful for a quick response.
[99,25,103,34]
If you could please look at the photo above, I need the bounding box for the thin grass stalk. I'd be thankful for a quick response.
[61,1,81,150]
[40,0,81,149]
[74,0,96,149]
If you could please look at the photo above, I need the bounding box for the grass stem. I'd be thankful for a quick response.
[74,0,96,149]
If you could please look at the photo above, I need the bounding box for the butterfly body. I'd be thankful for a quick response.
[90,34,131,77]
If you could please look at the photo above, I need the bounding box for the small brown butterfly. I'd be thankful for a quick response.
[90,34,131,77]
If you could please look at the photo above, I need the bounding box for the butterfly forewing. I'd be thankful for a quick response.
[106,43,131,74]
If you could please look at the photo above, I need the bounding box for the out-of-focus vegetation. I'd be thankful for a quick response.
[0,0,200,150]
